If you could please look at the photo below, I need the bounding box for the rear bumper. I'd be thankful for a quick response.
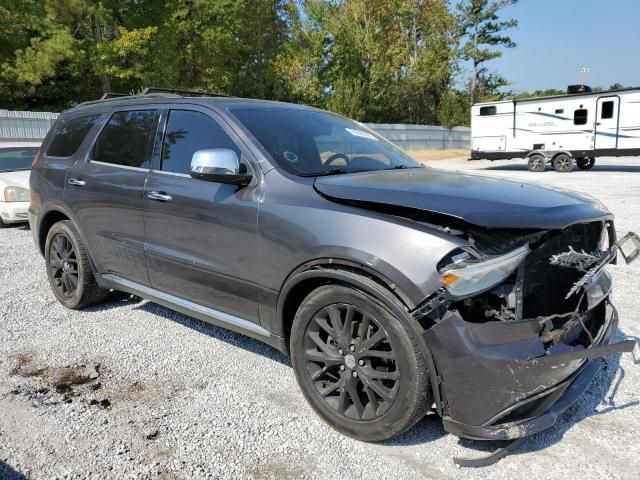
[0,200,30,224]
[425,280,633,440]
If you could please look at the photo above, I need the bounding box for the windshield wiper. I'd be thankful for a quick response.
[300,168,352,177]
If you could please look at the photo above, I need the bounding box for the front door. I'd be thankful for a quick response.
[594,96,620,150]
[143,107,262,323]
[65,108,160,285]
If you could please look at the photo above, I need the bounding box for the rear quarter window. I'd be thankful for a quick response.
[46,115,100,157]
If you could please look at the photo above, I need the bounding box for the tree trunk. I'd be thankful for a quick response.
[92,14,111,94]
[470,27,477,107]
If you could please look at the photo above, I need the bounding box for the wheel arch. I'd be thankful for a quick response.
[276,262,445,416]
[36,205,99,274]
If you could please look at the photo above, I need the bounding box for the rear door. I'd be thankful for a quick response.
[143,106,262,323]
[594,96,620,150]
[64,107,160,285]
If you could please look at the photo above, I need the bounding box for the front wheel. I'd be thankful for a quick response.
[45,220,109,309]
[290,285,431,441]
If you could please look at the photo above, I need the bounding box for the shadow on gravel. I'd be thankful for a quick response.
[0,461,27,480]
[481,163,640,173]
[134,301,291,366]
[455,329,638,461]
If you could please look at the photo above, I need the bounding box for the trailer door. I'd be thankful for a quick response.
[594,96,620,150]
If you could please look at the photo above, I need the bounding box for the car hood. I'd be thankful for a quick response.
[0,170,30,190]
[313,168,612,229]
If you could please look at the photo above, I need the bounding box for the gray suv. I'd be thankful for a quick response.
[29,90,636,448]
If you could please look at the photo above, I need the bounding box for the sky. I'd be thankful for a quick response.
[485,0,640,93]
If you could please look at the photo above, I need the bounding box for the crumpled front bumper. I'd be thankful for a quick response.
[424,271,634,441]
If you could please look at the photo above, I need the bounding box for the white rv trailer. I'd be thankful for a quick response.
[470,86,640,172]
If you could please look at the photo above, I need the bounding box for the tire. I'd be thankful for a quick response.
[576,157,596,170]
[527,154,546,172]
[0,217,6,228]
[290,285,431,441]
[553,153,573,172]
[44,220,109,309]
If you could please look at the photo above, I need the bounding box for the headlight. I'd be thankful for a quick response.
[4,186,30,202]
[440,244,530,298]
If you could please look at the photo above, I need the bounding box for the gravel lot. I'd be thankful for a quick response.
[1,156,639,480]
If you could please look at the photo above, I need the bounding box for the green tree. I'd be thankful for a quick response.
[456,0,518,105]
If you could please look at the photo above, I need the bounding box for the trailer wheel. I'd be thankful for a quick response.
[576,157,596,170]
[527,154,546,172]
[553,154,573,172]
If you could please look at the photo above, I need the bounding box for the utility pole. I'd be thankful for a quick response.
[581,65,590,85]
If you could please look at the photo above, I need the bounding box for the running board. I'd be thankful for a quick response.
[97,274,286,352]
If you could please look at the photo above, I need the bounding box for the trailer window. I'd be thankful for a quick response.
[555,109,564,114]
[479,106,496,116]
[601,101,614,119]
[573,109,588,125]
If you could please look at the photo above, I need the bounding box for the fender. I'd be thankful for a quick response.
[277,265,445,416]
[34,202,101,276]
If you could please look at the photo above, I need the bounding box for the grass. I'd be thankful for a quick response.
[407,149,470,163]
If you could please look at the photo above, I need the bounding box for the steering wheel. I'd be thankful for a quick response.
[325,152,350,165]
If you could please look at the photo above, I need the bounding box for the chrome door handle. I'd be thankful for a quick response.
[147,191,173,202]
[68,178,86,186]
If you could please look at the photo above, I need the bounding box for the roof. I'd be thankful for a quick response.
[473,86,640,107]
[67,92,314,117]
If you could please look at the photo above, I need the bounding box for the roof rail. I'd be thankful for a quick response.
[141,87,230,98]
[100,92,130,100]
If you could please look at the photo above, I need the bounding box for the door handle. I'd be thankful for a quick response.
[147,191,173,202]
[67,178,86,187]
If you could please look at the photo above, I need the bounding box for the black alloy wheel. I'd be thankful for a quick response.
[303,303,399,421]
[291,285,431,441]
[45,220,109,309]
[49,233,79,298]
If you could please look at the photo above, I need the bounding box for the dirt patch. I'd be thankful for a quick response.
[408,148,470,163]
[51,364,101,393]
[9,353,48,378]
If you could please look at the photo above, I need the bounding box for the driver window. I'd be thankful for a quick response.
[162,110,241,175]
[313,126,391,170]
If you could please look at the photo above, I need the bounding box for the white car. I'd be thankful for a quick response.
[0,142,40,227]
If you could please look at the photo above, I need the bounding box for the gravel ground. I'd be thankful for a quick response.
[1,156,639,480]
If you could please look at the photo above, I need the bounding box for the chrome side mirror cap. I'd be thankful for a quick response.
[190,149,252,186]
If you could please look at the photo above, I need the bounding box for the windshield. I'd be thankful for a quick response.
[0,147,38,172]
[230,108,422,176]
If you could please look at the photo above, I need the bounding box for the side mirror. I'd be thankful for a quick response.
[190,149,253,186]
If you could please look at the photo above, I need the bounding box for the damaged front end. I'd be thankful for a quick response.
[418,221,638,441]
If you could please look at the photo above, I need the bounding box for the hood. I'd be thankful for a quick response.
[314,168,612,229]
[0,170,31,191]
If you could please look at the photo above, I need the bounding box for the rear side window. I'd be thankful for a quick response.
[161,110,240,175]
[92,110,158,168]
[479,106,497,116]
[573,109,588,125]
[46,115,99,157]
[601,101,614,119]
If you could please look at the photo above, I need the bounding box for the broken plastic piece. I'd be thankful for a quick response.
[453,437,526,468]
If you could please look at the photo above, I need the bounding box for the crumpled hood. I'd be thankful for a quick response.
[0,170,30,191]
[314,168,612,229]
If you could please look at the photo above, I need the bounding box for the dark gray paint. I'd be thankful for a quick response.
[28,95,630,443]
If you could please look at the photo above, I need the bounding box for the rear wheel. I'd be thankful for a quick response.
[45,220,109,309]
[553,153,573,172]
[527,154,546,172]
[576,157,596,170]
[290,285,431,441]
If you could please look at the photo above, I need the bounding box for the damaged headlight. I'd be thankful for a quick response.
[440,244,530,298]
